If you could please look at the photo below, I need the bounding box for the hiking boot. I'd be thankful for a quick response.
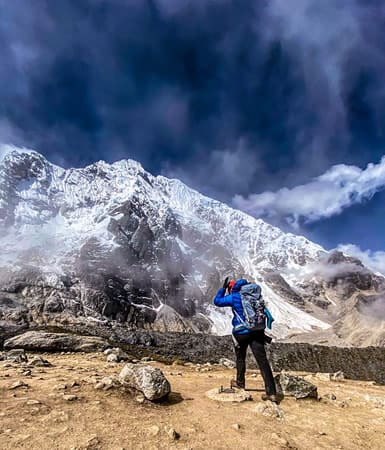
[230,379,245,390]
[261,393,279,404]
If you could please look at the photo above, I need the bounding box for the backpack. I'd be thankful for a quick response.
[233,283,266,332]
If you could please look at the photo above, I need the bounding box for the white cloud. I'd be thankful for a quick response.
[337,244,385,276]
[233,156,385,227]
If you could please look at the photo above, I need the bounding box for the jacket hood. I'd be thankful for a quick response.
[232,278,249,292]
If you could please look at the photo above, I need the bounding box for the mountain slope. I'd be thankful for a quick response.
[0,146,384,345]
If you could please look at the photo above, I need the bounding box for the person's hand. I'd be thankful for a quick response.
[222,276,229,289]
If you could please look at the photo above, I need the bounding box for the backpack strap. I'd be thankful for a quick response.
[232,308,248,328]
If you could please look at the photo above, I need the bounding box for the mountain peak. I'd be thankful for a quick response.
[1,147,383,345]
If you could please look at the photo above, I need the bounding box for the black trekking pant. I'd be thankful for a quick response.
[233,330,276,395]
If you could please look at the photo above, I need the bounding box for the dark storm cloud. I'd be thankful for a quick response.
[1,0,385,201]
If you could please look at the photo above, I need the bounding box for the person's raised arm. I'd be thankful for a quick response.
[213,277,234,307]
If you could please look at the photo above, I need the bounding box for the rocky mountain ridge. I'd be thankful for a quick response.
[0,146,384,345]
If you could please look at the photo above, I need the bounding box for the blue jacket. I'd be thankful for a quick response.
[213,279,274,335]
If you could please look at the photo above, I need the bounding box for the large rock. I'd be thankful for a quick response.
[274,372,318,399]
[119,363,171,401]
[4,331,109,353]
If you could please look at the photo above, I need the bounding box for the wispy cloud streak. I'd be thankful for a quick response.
[234,157,385,227]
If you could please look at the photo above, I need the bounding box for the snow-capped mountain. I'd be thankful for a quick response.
[1,146,384,345]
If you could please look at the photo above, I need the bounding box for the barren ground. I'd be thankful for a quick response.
[1,352,385,450]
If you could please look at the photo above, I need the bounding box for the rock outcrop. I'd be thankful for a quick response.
[4,331,109,352]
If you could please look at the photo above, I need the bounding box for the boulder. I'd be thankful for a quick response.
[119,363,171,401]
[274,372,318,399]
[4,331,109,353]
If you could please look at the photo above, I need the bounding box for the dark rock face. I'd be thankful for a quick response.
[263,270,305,306]
[323,251,385,299]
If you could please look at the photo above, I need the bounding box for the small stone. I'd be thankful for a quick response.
[63,394,78,401]
[70,381,80,388]
[94,376,120,391]
[318,431,327,436]
[27,356,52,367]
[232,423,241,430]
[339,398,351,408]
[141,356,152,362]
[53,384,68,391]
[331,371,345,381]
[148,425,160,436]
[271,432,289,445]
[219,358,236,369]
[107,353,119,363]
[135,394,146,404]
[22,370,32,376]
[255,401,284,419]
[164,426,180,441]
[10,380,28,390]
[15,434,31,442]
[26,399,41,406]
[85,435,99,449]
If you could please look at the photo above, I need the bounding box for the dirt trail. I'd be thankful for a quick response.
[1,352,385,449]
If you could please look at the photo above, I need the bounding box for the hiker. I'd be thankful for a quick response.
[213,277,278,403]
